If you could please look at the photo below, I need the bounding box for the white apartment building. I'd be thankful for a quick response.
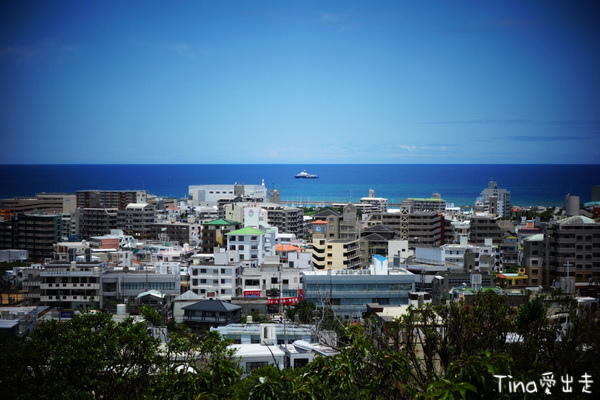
[413,236,498,271]
[188,184,267,206]
[241,265,304,306]
[226,227,276,268]
[189,252,243,300]
[479,180,511,217]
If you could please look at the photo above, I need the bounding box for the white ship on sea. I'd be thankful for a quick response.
[294,170,318,179]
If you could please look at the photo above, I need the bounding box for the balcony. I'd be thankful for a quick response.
[41,283,100,290]
[41,295,100,302]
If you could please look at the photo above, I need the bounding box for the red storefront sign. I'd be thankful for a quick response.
[244,290,261,298]
[267,297,300,305]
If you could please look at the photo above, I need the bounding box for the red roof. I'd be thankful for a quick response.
[275,244,303,252]
[311,220,327,225]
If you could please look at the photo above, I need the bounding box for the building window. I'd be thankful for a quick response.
[246,362,268,373]
[271,277,278,284]
[221,268,226,274]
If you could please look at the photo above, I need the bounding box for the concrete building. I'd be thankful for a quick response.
[302,259,415,320]
[0,193,76,214]
[40,258,107,309]
[521,234,545,287]
[241,265,304,313]
[151,221,192,245]
[189,184,267,206]
[100,264,180,307]
[76,190,147,210]
[310,237,365,270]
[401,194,446,213]
[79,208,118,239]
[116,203,156,240]
[213,323,322,345]
[189,253,243,300]
[15,213,64,261]
[226,226,276,267]
[545,215,600,289]
[359,189,388,214]
[261,204,304,237]
[200,218,242,253]
[478,180,511,217]
[469,214,512,245]
[364,210,445,247]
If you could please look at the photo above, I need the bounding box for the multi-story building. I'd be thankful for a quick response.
[116,203,156,240]
[262,204,304,237]
[401,194,446,213]
[15,213,63,261]
[310,237,366,270]
[40,258,106,309]
[151,221,192,245]
[359,189,388,214]
[545,215,600,289]
[100,263,180,307]
[311,205,360,241]
[521,233,545,286]
[302,259,415,320]
[79,208,118,239]
[478,180,511,217]
[469,214,511,245]
[189,253,243,300]
[200,218,242,254]
[226,226,276,267]
[0,193,76,214]
[76,190,147,210]
[241,264,304,313]
[189,184,267,207]
[364,210,445,247]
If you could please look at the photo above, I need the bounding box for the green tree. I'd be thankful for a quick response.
[0,312,162,400]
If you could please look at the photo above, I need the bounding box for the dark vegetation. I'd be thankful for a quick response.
[1,291,598,399]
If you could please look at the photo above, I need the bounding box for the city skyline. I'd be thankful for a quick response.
[1,0,599,164]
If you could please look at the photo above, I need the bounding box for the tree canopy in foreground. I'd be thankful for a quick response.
[1,291,598,399]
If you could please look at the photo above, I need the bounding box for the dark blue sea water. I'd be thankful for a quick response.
[1,164,599,207]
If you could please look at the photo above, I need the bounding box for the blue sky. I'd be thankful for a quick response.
[1,0,599,164]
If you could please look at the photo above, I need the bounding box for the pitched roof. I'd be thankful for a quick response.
[226,227,266,236]
[363,224,396,233]
[183,299,242,312]
[173,290,204,301]
[313,209,341,218]
[203,218,241,226]
[363,233,389,242]
[275,244,302,252]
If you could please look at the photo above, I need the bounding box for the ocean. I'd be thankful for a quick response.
[1,164,599,207]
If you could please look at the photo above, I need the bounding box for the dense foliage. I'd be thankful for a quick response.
[1,292,598,399]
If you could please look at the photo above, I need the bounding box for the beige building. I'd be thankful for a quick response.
[0,193,76,214]
[310,237,365,270]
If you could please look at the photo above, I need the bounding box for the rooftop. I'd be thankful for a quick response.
[203,218,241,226]
[557,216,596,225]
[226,227,266,236]
[183,299,242,312]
